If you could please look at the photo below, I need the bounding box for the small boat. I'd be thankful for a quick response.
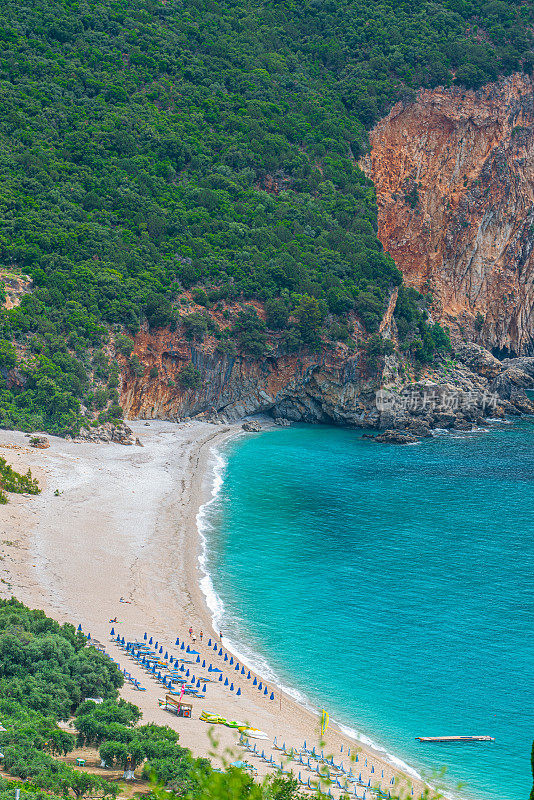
[416,736,495,743]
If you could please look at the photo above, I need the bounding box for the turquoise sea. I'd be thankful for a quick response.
[199,420,534,800]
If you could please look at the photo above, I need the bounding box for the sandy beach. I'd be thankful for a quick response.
[0,420,431,798]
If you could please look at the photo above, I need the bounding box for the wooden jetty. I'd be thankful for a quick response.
[416,735,495,743]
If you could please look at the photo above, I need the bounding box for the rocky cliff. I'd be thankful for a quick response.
[362,72,534,357]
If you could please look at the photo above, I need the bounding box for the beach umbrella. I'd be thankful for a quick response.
[186,669,190,677]
[270,692,274,700]
[87,633,91,640]
[180,664,184,672]
[186,645,190,653]
[121,637,125,645]
[229,657,233,665]
[224,677,229,686]
[208,638,212,646]
[169,656,174,664]
[208,665,212,672]
[202,660,206,668]
[181,642,185,650]
[175,637,179,645]
[253,677,257,686]
[143,632,147,641]
[213,643,217,651]
[203,684,207,692]
[218,647,223,655]
[230,682,234,691]
[196,679,201,687]
[149,637,153,645]
[155,641,158,649]
[196,655,200,663]
[165,651,168,659]
[241,666,245,675]
[355,754,359,762]
[218,673,223,681]
[263,687,268,695]
[381,770,384,778]
[247,671,251,679]
[110,628,115,636]
[235,663,239,671]
[236,688,241,696]
[258,682,262,690]
[77,624,82,632]
[224,653,228,661]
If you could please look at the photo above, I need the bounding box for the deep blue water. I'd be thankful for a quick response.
[202,421,534,800]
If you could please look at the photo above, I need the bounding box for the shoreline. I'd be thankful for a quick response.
[195,432,427,785]
[0,421,436,799]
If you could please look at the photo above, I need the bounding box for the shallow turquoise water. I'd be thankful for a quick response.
[202,421,534,800]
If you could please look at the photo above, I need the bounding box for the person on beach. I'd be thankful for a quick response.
[200,630,203,642]
[219,631,223,641]
[192,633,197,643]
[189,626,193,637]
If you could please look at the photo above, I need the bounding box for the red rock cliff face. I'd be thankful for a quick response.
[362,73,534,356]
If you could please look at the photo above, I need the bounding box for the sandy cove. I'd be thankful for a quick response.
[0,420,430,799]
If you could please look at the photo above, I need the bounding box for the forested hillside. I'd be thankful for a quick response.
[0,0,532,433]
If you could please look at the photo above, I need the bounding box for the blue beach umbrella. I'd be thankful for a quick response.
[253,677,257,686]
[258,682,262,690]
[208,638,212,646]
[180,664,185,672]
[155,641,158,649]
[196,655,200,663]
[144,632,147,640]
[241,666,245,675]
[218,647,222,655]
[371,766,374,774]
[224,677,229,686]
[203,684,207,692]
[237,688,241,696]
[219,673,223,681]
[263,687,268,695]
[224,653,228,661]
[181,642,185,650]
[229,657,233,665]
[213,643,217,651]
[186,669,190,677]
[165,651,168,659]
[196,679,201,687]
[202,660,206,668]
[235,663,239,671]
[110,628,115,636]
[77,624,82,632]
[208,665,212,672]
[270,692,274,700]
[175,637,179,645]
[247,671,251,679]
[149,637,153,645]
[87,633,91,640]
[230,683,234,691]
[186,645,190,653]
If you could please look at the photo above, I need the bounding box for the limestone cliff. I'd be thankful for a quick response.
[362,72,534,357]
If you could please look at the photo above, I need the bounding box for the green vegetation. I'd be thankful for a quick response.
[0,0,529,433]
[0,598,306,800]
[0,457,40,503]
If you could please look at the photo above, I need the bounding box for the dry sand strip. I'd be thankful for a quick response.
[0,421,430,799]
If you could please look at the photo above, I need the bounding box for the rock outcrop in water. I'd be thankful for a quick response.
[362,72,534,357]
